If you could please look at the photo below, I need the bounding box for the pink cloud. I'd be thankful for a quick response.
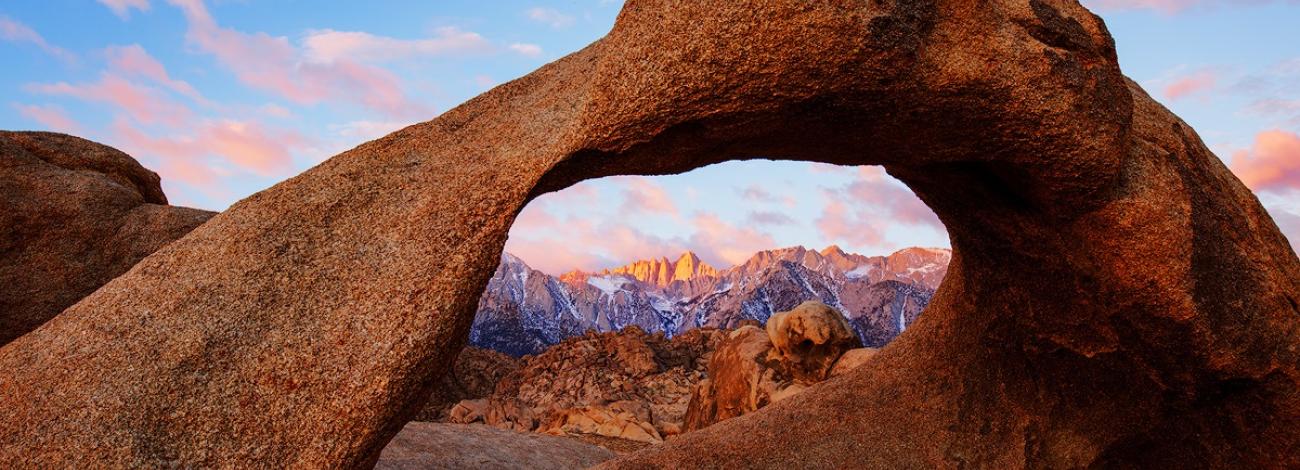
[0,16,76,63]
[747,211,796,226]
[165,0,432,119]
[1163,70,1217,101]
[687,213,777,266]
[614,176,677,215]
[1230,129,1300,192]
[506,196,773,273]
[105,44,209,105]
[1085,0,1300,14]
[512,204,563,233]
[815,167,944,251]
[505,213,685,274]
[110,116,307,195]
[13,104,82,134]
[28,74,193,125]
[816,196,886,248]
[97,0,150,19]
[302,27,492,63]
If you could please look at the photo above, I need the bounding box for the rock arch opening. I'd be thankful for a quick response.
[420,160,953,445]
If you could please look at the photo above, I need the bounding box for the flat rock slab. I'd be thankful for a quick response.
[376,423,614,470]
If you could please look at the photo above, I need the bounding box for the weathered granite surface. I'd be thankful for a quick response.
[0,131,213,346]
[1,0,1297,468]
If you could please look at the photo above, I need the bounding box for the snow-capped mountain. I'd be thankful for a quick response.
[469,246,951,355]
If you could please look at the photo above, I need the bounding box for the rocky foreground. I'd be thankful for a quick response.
[418,301,876,456]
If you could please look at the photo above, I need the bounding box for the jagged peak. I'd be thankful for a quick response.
[819,245,846,257]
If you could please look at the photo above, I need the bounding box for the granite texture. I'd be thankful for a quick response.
[1,0,1297,468]
[0,131,213,346]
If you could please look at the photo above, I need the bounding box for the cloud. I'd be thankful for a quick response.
[1163,69,1217,101]
[506,189,774,273]
[815,166,944,251]
[28,74,193,125]
[259,103,293,118]
[1235,58,1300,127]
[526,7,575,28]
[105,44,209,105]
[508,43,543,58]
[0,16,76,63]
[739,184,797,207]
[615,176,677,215]
[302,27,492,63]
[739,185,776,203]
[330,120,409,142]
[1230,129,1300,193]
[13,103,81,134]
[505,214,684,274]
[164,0,433,119]
[110,115,305,185]
[1271,207,1300,252]
[747,210,796,226]
[98,0,151,19]
[687,213,777,266]
[1084,0,1300,14]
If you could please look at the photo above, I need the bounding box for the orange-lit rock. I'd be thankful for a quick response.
[1,0,1297,467]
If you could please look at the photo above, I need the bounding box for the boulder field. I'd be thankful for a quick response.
[1,0,1298,468]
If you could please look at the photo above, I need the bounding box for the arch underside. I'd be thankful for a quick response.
[0,0,1297,468]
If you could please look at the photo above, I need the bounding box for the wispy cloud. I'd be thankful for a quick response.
[164,0,433,119]
[0,16,76,63]
[1085,0,1300,14]
[13,103,82,134]
[526,7,575,28]
[615,176,677,215]
[105,44,209,105]
[28,74,193,125]
[110,116,310,192]
[508,43,543,57]
[302,27,492,64]
[815,167,943,252]
[1163,69,1217,100]
[97,0,151,19]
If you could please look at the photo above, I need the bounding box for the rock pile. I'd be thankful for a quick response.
[684,302,871,431]
[435,326,725,446]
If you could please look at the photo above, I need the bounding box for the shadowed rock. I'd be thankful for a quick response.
[1,0,1298,468]
[0,131,214,346]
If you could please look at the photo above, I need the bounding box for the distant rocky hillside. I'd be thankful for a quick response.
[469,246,949,356]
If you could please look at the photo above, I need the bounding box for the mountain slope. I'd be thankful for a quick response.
[469,246,950,356]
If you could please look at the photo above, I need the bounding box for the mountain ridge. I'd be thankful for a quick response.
[471,245,950,356]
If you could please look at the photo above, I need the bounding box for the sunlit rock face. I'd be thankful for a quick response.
[1,0,1297,468]
[469,246,944,356]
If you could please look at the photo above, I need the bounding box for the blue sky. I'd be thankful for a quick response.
[3,0,1298,273]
